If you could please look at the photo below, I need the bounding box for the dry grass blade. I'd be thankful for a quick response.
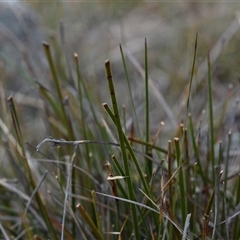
[182,213,191,240]
[222,203,240,239]
[212,166,222,239]
[7,96,24,152]
[0,222,10,240]
[118,215,129,240]
[139,188,187,239]
[105,161,120,213]
[91,191,104,239]
[0,179,47,230]
[149,121,165,152]
[24,170,48,215]
[61,145,78,240]
[36,137,161,165]
[0,178,30,202]
[162,161,184,193]
[76,203,104,240]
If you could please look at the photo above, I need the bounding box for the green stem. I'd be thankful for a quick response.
[207,53,215,186]
[174,137,187,224]
[43,41,76,237]
[7,96,58,240]
[144,38,151,178]
[119,44,141,138]
[186,32,198,118]
[105,60,139,239]
[74,53,90,168]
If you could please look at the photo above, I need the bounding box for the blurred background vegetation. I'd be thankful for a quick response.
[1,2,240,140]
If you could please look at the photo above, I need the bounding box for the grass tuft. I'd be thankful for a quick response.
[0,22,239,239]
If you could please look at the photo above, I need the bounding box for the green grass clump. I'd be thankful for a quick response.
[0,29,239,240]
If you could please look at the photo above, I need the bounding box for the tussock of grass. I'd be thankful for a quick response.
[0,6,240,239]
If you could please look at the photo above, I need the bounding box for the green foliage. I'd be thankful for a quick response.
[0,10,239,239]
